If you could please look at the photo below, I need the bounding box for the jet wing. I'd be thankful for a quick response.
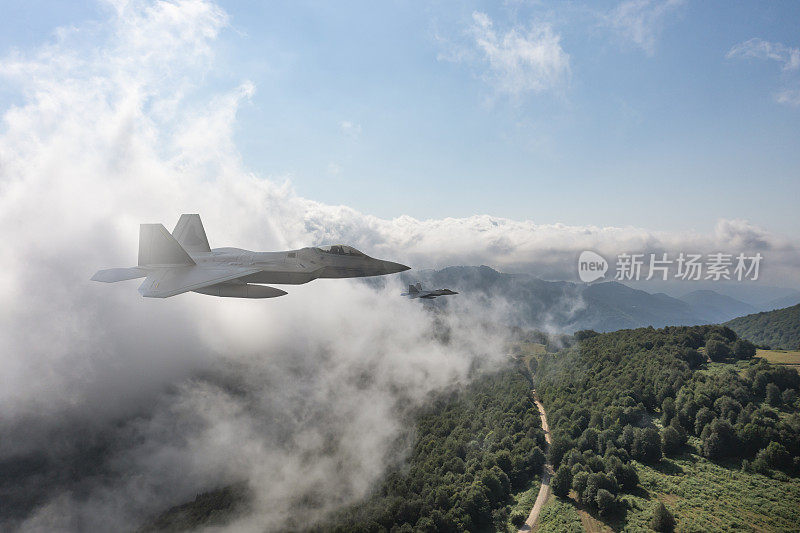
[138,266,262,298]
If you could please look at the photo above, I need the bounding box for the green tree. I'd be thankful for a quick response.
[701,419,737,460]
[766,383,782,407]
[661,397,676,425]
[782,388,797,406]
[706,339,731,361]
[548,437,573,467]
[619,463,639,490]
[572,471,589,499]
[661,425,684,455]
[694,406,715,436]
[754,441,791,472]
[574,329,599,341]
[650,501,675,532]
[632,427,662,463]
[595,489,616,516]
[732,339,756,359]
[551,465,573,498]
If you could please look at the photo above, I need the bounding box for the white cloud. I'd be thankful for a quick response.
[605,0,686,55]
[0,2,510,530]
[776,87,800,107]
[727,38,800,71]
[441,11,570,97]
[339,119,361,138]
[0,1,797,530]
[727,38,800,107]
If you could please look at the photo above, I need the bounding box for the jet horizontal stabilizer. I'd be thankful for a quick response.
[91,267,147,283]
[138,266,262,298]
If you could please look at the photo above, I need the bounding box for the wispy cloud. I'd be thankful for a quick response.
[727,38,800,107]
[604,0,686,55]
[727,38,800,71]
[339,120,361,139]
[440,11,570,97]
[776,88,800,107]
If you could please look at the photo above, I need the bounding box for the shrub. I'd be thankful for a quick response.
[650,501,675,532]
[510,510,526,528]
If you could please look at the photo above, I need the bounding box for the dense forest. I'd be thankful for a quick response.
[141,323,800,531]
[725,303,800,350]
[322,368,545,532]
[534,324,800,526]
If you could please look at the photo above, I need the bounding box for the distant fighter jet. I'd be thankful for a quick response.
[402,283,458,299]
[92,214,410,298]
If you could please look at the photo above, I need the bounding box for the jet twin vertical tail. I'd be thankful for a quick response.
[138,224,195,266]
[172,214,211,254]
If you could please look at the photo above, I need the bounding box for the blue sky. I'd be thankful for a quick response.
[1,0,799,236]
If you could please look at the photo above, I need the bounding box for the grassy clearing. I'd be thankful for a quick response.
[534,497,583,533]
[757,349,800,367]
[505,478,540,531]
[616,452,800,532]
[536,446,800,532]
[510,341,547,376]
[519,342,548,356]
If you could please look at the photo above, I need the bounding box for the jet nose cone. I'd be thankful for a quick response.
[381,260,411,274]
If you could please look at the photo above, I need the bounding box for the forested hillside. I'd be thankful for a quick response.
[534,325,800,530]
[322,368,545,532]
[141,367,546,532]
[141,325,800,532]
[726,303,800,350]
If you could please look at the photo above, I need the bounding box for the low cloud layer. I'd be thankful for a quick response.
[0,1,797,531]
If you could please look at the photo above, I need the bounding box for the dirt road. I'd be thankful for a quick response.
[518,390,553,532]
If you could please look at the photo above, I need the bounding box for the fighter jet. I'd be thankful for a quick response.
[401,282,458,299]
[91,214,410,298]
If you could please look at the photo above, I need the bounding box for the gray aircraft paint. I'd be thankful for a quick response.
[401,282,458,300]
[92,214,410,298]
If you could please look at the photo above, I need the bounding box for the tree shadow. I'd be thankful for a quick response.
[567,493,631,532]
[652,458,684,476]
[627,485,651,499]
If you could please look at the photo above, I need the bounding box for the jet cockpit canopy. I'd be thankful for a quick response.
[317,245,367,257]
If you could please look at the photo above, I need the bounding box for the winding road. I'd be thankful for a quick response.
[518,390,553,532]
